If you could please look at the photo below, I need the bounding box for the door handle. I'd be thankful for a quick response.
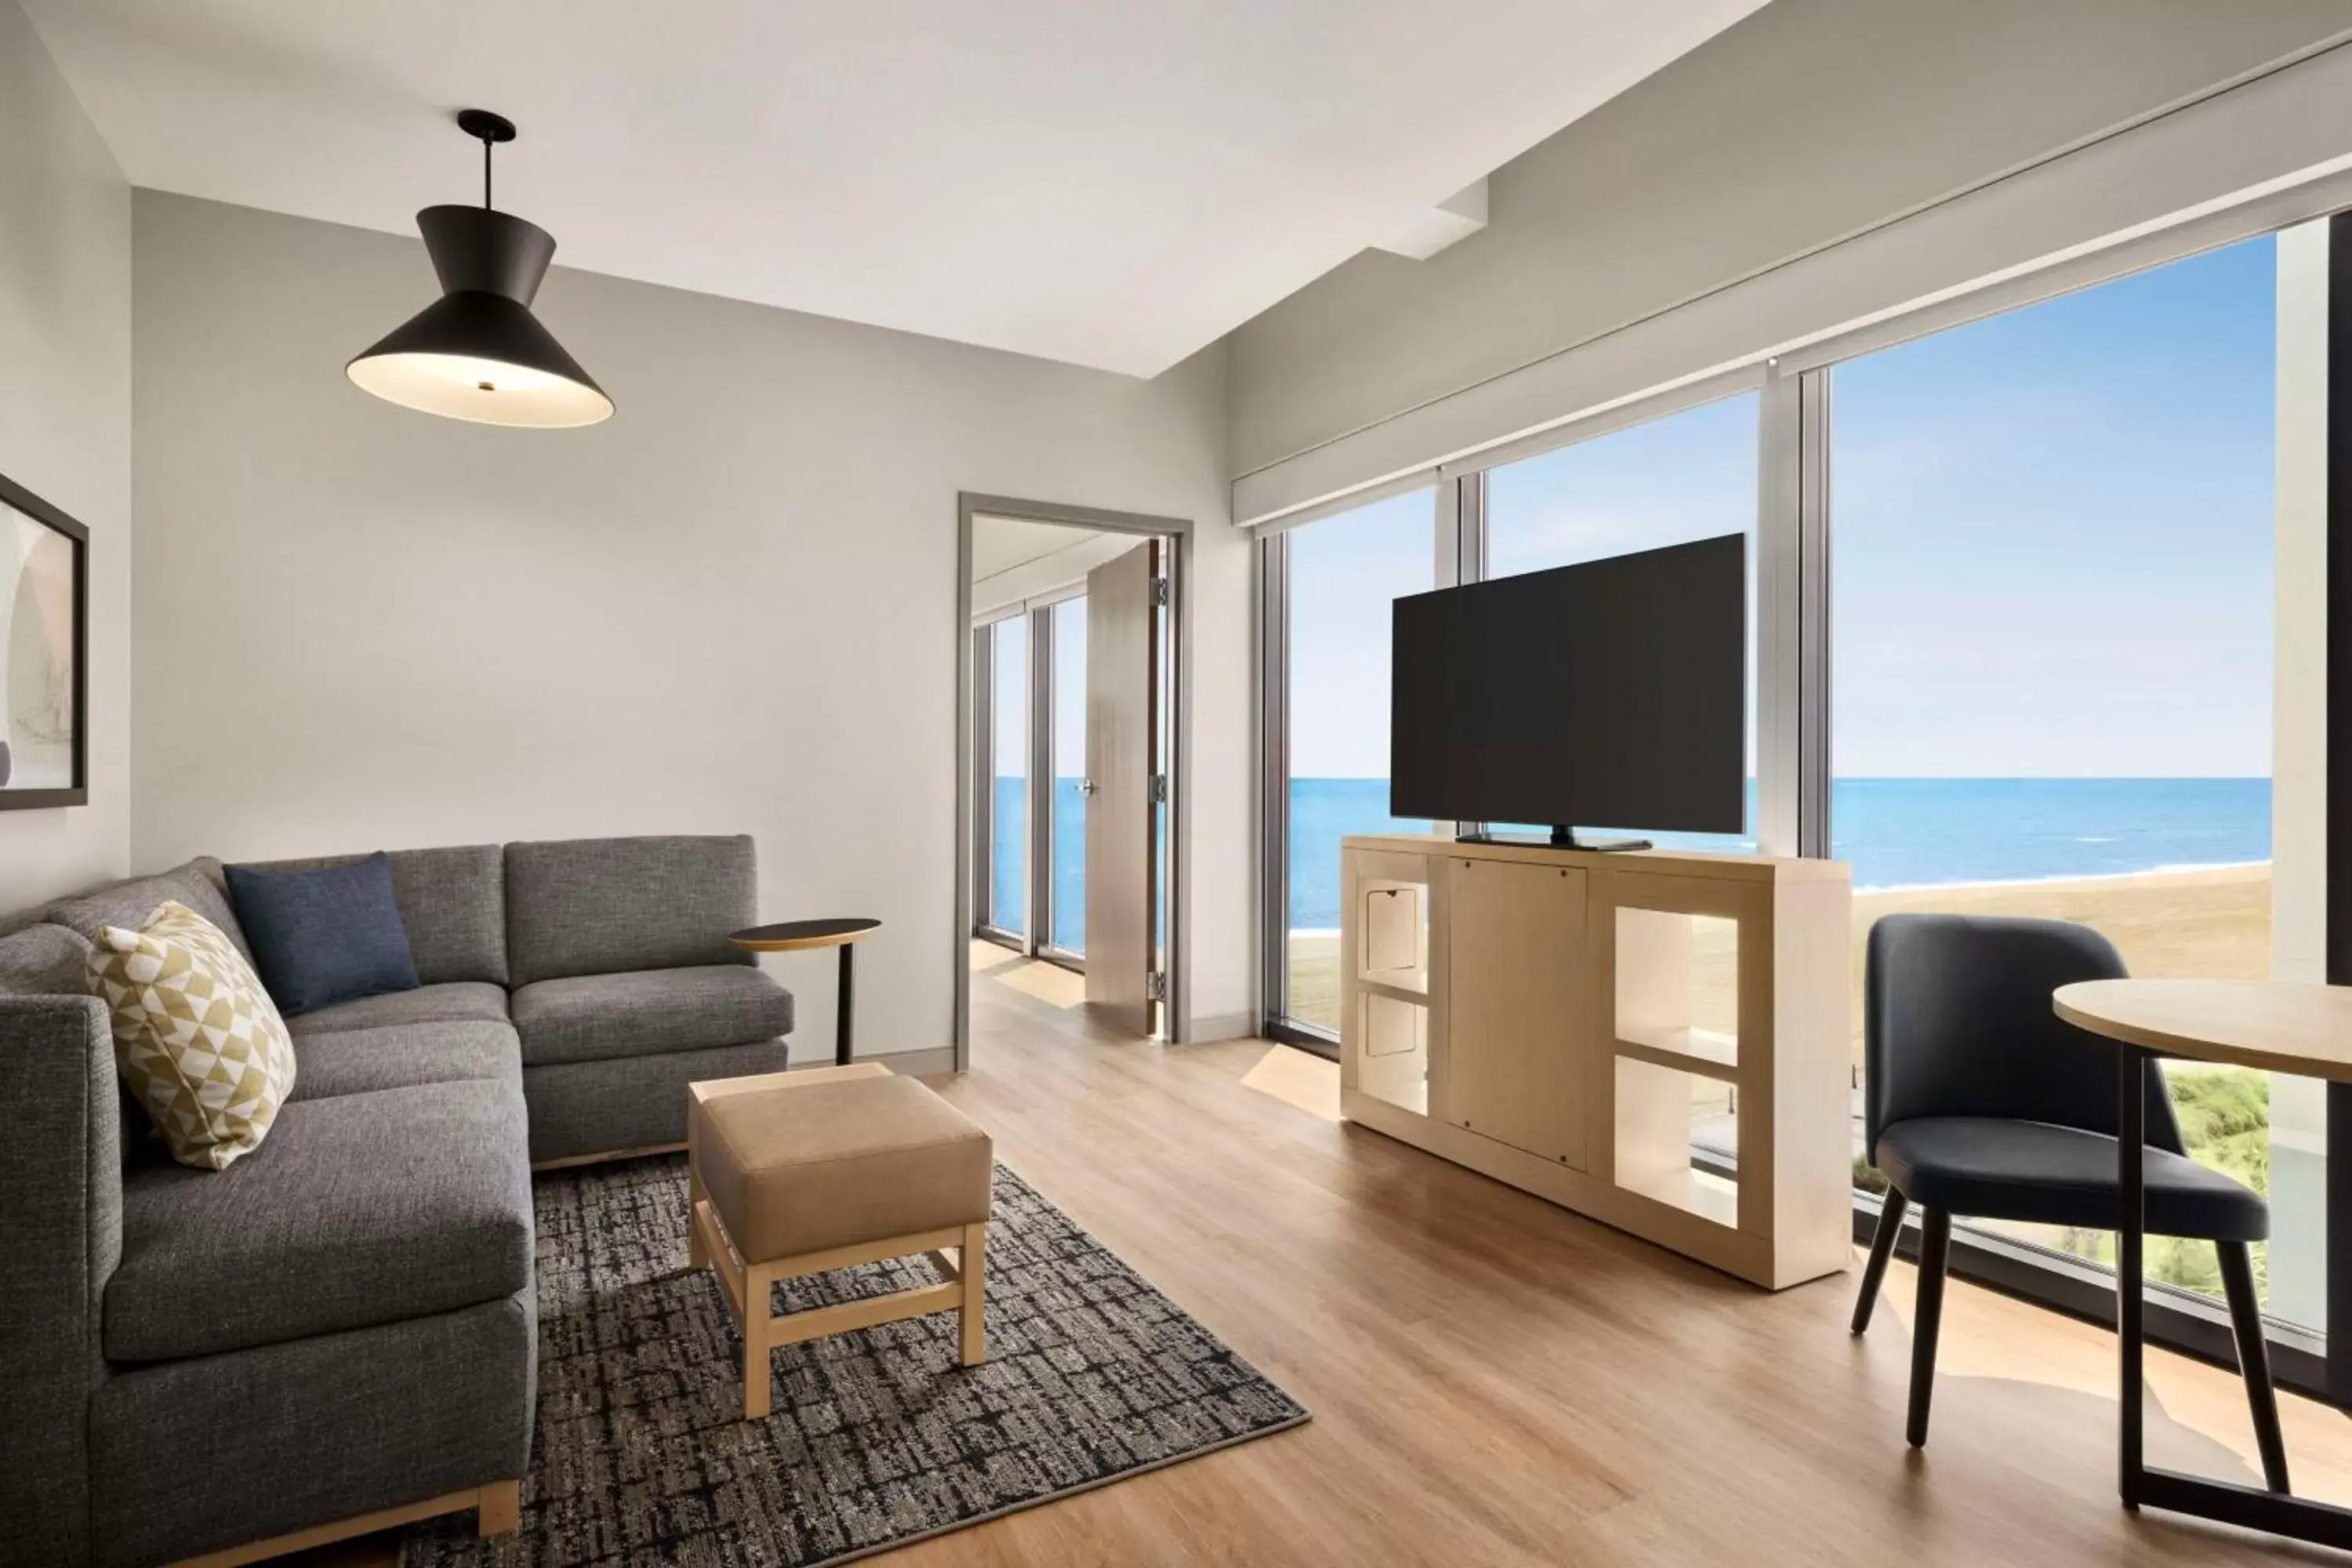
[1078,779,1098,797]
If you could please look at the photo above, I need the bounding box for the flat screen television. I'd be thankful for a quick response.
[1390,533,1744,847]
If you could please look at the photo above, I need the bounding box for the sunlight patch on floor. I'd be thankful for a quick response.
[992,957,1087,1009]
[1240,1044,1341,1122]
[968,939,1020,972]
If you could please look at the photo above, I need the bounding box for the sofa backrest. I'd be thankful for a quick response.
[504,835,758,987]
[40,857,252,962]
[234,844,508,986]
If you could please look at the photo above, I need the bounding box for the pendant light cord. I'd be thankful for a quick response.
[483,135,493,210]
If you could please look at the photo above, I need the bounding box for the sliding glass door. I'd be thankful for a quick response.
[1048,595,1087,959]
[985,612,1029,941]
[975,594,1090,967]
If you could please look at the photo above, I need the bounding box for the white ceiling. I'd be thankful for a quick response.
[970,517,1104,583]
[24,0,1768,376]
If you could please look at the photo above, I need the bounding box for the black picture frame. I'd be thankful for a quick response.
[0,468,89,811]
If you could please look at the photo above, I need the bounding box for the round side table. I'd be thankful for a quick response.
[730,918,881,1065]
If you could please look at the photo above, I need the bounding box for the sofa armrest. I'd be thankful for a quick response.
[0,994,122,1567]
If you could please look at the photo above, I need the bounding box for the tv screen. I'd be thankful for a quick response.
[1390,534,1744,833]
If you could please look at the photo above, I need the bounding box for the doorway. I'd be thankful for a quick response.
[956,495,1189,1067]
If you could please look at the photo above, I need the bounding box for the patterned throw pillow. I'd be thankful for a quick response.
[89,900,299,1171]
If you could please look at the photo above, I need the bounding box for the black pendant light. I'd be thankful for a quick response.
[347,110,612,428]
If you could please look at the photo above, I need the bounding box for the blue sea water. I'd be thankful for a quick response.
[989,778,1087,951]
[1283,777,2273,930]
[996,776,2272,937]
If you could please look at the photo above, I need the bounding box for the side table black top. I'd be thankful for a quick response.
[729,919,881,1064]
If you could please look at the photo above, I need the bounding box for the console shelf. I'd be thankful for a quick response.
[1615,1024,1739,1081]
[1338,835,1852,1290]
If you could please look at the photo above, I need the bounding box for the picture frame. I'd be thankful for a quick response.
[0,469,89,810]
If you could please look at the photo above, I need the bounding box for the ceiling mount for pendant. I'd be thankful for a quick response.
[346,108,613,429]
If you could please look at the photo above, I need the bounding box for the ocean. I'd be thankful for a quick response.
[991,777,2272,938]
[1283,777,2270,930]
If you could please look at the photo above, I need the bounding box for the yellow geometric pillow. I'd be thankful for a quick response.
[89,900,298,1171]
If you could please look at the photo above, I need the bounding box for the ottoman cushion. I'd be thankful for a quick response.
[697,1075,991,1261]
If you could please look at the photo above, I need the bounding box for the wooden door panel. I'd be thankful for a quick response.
[1444,858,1588,1169]
[1084,543,1154,1033]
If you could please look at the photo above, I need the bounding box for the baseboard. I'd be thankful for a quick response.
[834,1045,958,1076]
[1187,1011,1259,1044]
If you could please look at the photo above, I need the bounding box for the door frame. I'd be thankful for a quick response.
[956,492,1194,1069]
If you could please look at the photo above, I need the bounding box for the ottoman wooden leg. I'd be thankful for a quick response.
[742,1260,775,1420]
[687,1133,707,1269]
[959,1221,987,1367]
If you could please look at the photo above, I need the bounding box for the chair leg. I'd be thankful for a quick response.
[1907,1207,1952,1448]
[1853,1189,1909,1334]
[2218,1240,2290,1493]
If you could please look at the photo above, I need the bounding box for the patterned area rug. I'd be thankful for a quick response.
[402,1157,1308,1567]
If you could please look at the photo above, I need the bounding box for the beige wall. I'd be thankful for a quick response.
[1227,0,2352,478]
[131,192,1250,1057]
[0,1,132,910]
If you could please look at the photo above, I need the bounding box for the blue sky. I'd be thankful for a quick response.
[1288,234,2278,780]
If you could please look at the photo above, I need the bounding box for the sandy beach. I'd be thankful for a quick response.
[1284,861,2273,1060]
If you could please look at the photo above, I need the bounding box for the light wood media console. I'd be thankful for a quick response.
[1339,835,1853,1289]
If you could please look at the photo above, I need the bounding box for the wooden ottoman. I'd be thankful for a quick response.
[687,1062,993,1419]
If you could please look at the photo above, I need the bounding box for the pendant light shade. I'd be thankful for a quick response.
[347,111,612,428]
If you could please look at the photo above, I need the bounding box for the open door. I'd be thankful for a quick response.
[1084,540,1158,1033]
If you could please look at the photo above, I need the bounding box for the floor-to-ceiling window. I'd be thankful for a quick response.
[1479,393,1761,1160]
[987,612,1028,939]
[1049,595,1087,957]
[1483,392,1761,855]
[1831,234,2306,1321]
[1276,488,1436,1037]
[1252,216,2325,1373]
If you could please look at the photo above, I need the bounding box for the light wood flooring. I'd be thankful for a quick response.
[295,954,2352,1565]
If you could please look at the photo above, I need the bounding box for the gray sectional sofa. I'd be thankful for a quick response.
[0,833,794,1568]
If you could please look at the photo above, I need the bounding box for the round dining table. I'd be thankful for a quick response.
[2054,978,2352,1551]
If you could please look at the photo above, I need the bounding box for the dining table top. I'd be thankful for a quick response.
[2053,978,2352,1081]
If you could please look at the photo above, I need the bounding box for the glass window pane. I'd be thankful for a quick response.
[1483,392,1760,850]
[1831,235,2302,1319]
[1051,597,1087,955]
[989,615,1027,936]
[1285,490,1436,1031]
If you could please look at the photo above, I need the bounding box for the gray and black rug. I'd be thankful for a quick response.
[402,1157,1308,1567]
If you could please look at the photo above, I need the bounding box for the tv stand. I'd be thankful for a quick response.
[1455,827,1653,853]
[1338,833,1852,1289]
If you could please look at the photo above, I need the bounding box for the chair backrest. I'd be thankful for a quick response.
[1864,913,2183,1156]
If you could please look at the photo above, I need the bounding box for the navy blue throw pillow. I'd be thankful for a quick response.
[226,852,421,1016]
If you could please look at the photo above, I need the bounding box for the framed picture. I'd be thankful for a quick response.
[0,470,88,810]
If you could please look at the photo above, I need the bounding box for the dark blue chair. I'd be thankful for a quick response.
[1850,913,2285,1489]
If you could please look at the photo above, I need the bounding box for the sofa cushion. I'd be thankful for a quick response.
[511,965,794,1067]
[90,901,299,1172]
[227,853,421,1017]
[104,1078,531,1363]
[523,1038,789,1163]
[45,857,252,962]
[290,1021,521,1102]
[236,844,507,986]
[285,981,509,1038]
[0,921,92,996]
[90,1292,533,1568]
[504,835,757,985]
